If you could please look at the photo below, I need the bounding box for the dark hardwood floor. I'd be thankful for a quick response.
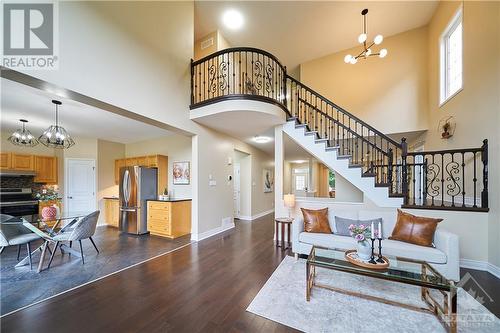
[1,214,499,332]
[0,215,298,333]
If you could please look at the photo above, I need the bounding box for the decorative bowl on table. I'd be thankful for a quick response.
[41,206,57,220]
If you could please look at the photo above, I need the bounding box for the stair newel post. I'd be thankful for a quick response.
[401,137,408,205]
[387,148,394,194]
[481,139,489,209]
[190,59,194,105]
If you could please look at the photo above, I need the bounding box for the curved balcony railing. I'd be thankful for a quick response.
[190,47,288,111]
[190,47,489,211]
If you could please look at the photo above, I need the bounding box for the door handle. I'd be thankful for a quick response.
[67,196,73,199]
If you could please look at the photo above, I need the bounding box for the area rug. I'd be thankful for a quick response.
[247,256,500,333]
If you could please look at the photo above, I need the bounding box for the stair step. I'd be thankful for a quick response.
[304,131,318,137]
[315,138,329,144]
[287,116,298,122]
[337,155,352,160]
[362,172,376,178]
[375,183,390,188]
[389,193,406,198]
[295,124,307,130]
[325,146,340,152]
[348,164,363,169]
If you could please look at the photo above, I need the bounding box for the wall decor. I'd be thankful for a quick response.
[263,169,274,193]
[173,161,190,185]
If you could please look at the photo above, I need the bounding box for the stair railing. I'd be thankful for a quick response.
[285,76,403,195]
[190,47,489,211]
[401,140,489,211]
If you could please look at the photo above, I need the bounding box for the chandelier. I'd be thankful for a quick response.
[39,100,75,149]
[8,119,39,147]
[344,9,387,64]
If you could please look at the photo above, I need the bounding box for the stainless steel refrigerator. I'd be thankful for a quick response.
[119,166,158,234]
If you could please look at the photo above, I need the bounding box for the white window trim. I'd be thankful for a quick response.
[439,7,463,107]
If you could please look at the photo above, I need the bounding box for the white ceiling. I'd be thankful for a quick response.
[195,1,438,70]
[1,79,172,144]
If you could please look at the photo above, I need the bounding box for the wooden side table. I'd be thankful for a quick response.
[275,217,293,250]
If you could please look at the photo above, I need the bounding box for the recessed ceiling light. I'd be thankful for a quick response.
[222,9,244,30]
[253,135,271,144]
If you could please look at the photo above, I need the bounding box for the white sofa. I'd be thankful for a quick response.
[292,209,460,281]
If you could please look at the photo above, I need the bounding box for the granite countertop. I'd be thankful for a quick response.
[147,198,192,202]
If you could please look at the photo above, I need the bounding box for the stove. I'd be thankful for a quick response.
[0,188,39,217]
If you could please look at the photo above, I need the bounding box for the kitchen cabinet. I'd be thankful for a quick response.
[11,153,34,170]
[0,152,11,169]
[114,154,168,196]
[147,200,191,238]
[34,156,58,184]
[114,159,125,184]
[104,198,119,227]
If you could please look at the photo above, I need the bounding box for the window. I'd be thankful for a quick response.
[294,175,306,191]
[440,9,463,105]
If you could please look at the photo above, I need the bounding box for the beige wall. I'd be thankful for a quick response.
[300,26,429,134]
[97,140,125,224]
[125,134,192,199]
[194,30,231,61]
[424,1,500,267]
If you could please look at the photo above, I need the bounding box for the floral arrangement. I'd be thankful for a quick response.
[348,224,371,243]
[34,185,59,201]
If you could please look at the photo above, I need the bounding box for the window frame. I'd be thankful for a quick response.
[439,8,463,107]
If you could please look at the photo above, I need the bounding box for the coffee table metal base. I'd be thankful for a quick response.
[306,260,457,333]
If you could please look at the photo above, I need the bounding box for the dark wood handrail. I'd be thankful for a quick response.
[287,75,401,148]
[192,47,286,71]
[297,97,388,155]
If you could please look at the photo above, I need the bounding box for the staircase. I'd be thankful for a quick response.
[190,47,489,212]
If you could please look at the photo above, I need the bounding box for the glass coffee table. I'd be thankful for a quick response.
[306,246,457,332]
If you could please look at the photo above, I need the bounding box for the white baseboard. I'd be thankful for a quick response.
[237,209,275,221]
[460,259,500,279]
[191,222,235,242]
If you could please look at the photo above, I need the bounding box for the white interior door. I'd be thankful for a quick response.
[65,159,96,213]
[233,163,241,217]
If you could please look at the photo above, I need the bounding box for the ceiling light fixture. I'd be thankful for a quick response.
[222,9,244,30]
[253,136,271,144]
[39,100,75,149]
[8,119,39,147]
[344,9,388,64]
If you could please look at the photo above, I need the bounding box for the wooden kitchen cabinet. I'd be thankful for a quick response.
[114,154,168,196]
[104,198,119,228]
[34,156,58,184]
[147,200,191,238]
[0,152,11,169]
[11,153,34,170]
[114,159,126,184]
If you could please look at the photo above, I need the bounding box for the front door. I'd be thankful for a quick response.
[65,159,96,213]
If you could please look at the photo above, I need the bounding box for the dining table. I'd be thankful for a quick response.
[2,211,93,272]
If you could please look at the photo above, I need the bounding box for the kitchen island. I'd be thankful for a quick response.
[146,199,191,239]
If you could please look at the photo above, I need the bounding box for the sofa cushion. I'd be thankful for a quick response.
[335,216,382,237]
[390,210,442,247]
[301,208,332,234]
[298,232,447,264]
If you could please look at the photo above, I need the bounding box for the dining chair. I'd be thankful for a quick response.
[0,214,43,270]
[47,210,100,267]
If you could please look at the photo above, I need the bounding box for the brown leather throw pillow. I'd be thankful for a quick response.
[301,208,332,234]
[389,209,442,247]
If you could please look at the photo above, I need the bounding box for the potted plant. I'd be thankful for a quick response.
[34,186,60,219]
[348,224,372,260]
[159,187,169,201]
